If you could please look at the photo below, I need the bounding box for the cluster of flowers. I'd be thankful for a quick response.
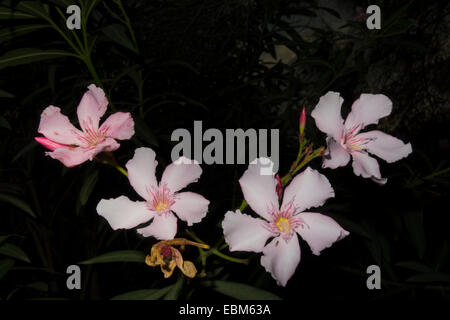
[35,85,412,286]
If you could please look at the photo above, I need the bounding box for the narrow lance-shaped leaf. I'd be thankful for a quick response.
[212,280,282,300]
[0,89,15,98]
[79,250,146,264]
[79,169,99,206]
[14,2,50,20]
[102,24,138,53]
[134,117,159,147]
[407,272,450,283]
[0,7,35,20]
[111,285,174,300]
[0,243,31,263]
[164,277,184,300]
[0,259,14,280]
[12,141,37,163]
[0,48,77,71]
[0,24,49,42]
[0,115,12,130]
[0,193,36,218]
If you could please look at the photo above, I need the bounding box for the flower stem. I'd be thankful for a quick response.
[94,152,128,177]
[114,165,128,177]
[185,229,204,244]
[239,200,247,211]
[185,229,248,265]
[209,249,249,265]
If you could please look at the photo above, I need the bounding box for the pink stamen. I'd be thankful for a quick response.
[76,117,108,147]
[146,184,176,215]
[265,199,306,241]
[342,123,373,151]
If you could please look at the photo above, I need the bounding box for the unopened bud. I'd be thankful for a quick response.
[35,137,67,151]
[299,106,307,140]
[275,174,283,200]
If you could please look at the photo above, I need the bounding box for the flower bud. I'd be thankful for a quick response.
[299,106,306,140]
[34,137,67,151]
[275,174,283,200]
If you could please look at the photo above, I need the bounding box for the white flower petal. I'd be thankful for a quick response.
[96,196,154,230]
[171,192,209,226]
[222,210,274,253]
[160,157,202,193]
[260,236,301,287]
[137,212,177,240]
[126,147,159,201]
[357,130,412,163]
[238,158,279,220]
[282,167,334,212]
[323,138,351,169]
[311,91,345,142]
[345,94,392,130]
[296,212,349,255]
[351,151,387,184]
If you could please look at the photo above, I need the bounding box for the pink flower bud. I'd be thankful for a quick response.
[299,106,306,139]
[34,137,67,151]
[275,174,283,200]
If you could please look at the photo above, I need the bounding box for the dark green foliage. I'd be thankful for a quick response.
[0,0,449,300]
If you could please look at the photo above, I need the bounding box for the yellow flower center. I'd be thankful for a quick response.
[276,217,290,233]
[156,201,168,212]
[147,184,175,215]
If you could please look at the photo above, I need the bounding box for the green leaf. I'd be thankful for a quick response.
[164,277,184,300]
[0,7,35,20]
[317,6,341,19]
[0,243,31,263]
[396,261,433,273]
[134,117,158,147]
[0,24,49,42]
[111,286,173,300]
[27,281,49,292]
[0,235,15,245]
[14,2,50,20]
[0,89,15,98]
[163,60,200,75]
[0,259,14,280]
[12,141,37,163]
[406,272,450,283]
[330,216,371,239]
[0,48,76,71]
[0,236,9,244]
[403,211,426,259]
[79,250,146,264]
[0,115,11,130]
[212,281,282,300]
[48,0,74,8]
[0,193,36,218]
[102,24,137,53]
[79,169,99,206]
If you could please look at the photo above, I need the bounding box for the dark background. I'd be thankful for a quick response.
[0,0,449,301]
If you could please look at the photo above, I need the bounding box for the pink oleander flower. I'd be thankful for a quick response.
[35,84,134,167]
[96,147,210,240]
[222,159,349,286]
[311,92,412,184]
